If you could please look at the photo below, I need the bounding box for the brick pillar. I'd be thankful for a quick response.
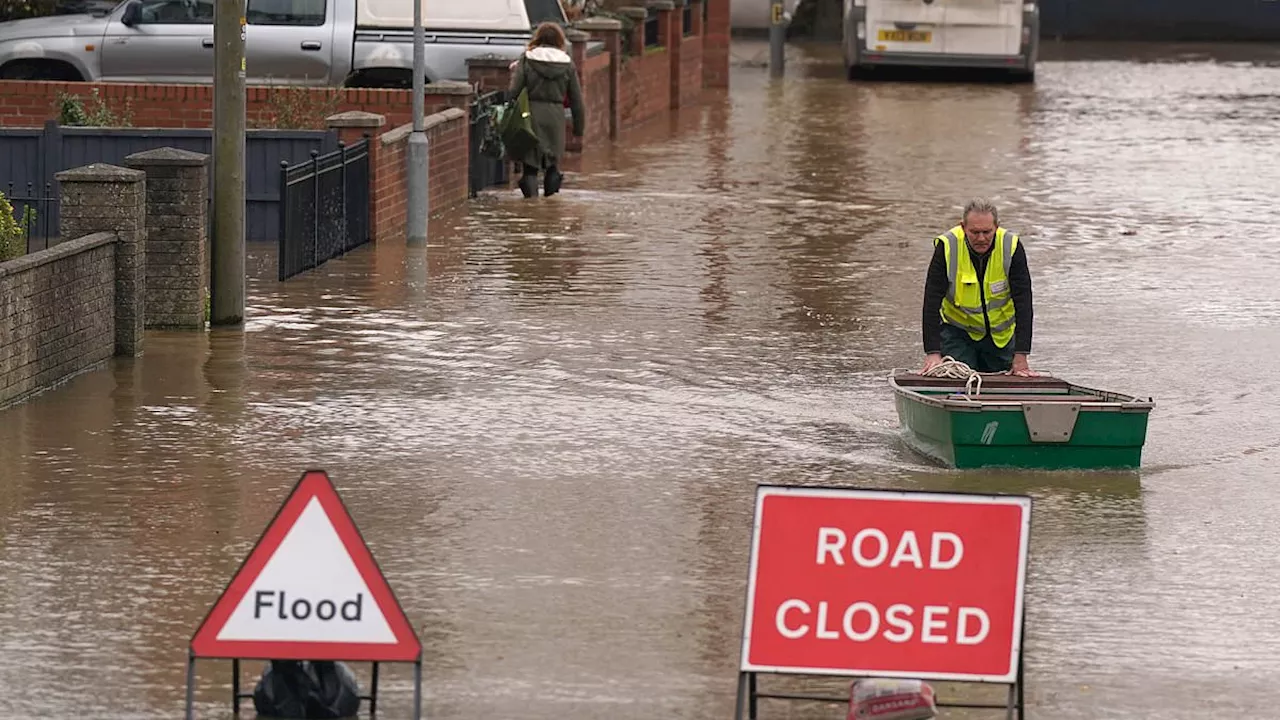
[575,17,623,140]
[565,28,590,153]
[651,0,681,108]
[620,7,648,56]
[55,163,146,356]
[703,0,730,88]
[690,0,704,35]
[326,111,387,244]
[123,147,209,330]
[467,54,516,94]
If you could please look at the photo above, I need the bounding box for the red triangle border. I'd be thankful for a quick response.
[190,470,422,662]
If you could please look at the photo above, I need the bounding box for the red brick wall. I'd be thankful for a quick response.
[371,109,469,242]
[374,128,409,243]
[679,35,704,107]
[580,51,612,146]
[619,50,671,132]
[703,0,731,88]
[427,109,469,214]
[469,65,513,94]
[0,80,467,130]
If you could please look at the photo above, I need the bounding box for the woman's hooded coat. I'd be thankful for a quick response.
[508,45,586,170]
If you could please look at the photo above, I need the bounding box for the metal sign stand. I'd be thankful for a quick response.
[184,651,424,719]
[734,622,1026,720]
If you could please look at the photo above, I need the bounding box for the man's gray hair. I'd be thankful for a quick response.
[962,198,999,226]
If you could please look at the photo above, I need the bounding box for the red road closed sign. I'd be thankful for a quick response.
[740,485,1031,683]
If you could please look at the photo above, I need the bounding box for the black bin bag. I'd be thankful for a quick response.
[253,660,362,719]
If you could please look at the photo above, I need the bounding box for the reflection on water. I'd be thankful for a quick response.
[1,39,1279,719]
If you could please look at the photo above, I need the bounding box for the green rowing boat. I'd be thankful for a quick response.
[889,370,1155,470]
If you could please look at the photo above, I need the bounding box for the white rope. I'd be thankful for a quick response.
[921,356,994,398]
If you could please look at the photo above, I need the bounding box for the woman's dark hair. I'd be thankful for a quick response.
[528,21,567,50]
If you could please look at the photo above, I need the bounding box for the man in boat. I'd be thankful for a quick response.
[921,198,1037,377]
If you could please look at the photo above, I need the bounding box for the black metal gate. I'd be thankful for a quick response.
[469,90,510,197]
[277,138,371,282]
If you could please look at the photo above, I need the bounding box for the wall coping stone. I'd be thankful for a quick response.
[124,147,209,167]
[646,0,676,10]
[575,17,624,31]
[466,54,517,68]
[0,231,116,278]
[566,28,591,43]
[618,6,649,19]
[423,80,474,96]
[326,110,387,128]
[55,163,145,183]
[381,107,468,146]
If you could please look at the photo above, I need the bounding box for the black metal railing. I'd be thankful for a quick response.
[469,89,510,198]
[277,138,370,282]
[644,9,660,47]
[5,182,58,256]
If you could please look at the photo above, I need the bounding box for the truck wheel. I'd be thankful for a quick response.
[0,60,83,81]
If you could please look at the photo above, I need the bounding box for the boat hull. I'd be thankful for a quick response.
[890,372,1153,471]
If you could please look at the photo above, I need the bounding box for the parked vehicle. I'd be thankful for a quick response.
[0,0,565,87]
[843,0,1038,81]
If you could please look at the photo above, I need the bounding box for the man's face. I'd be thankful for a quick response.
[963,211,996,253]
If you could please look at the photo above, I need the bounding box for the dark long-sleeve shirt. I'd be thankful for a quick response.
[922,239,1033,354]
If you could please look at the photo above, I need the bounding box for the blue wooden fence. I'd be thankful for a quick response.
[0,121,339,248]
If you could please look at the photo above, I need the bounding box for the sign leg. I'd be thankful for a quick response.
[184,652,196,720]
[412,660,424,720]
[370,662,380,717]
[748,672,758,720]
[232,658,241,716]
[732,672,746,720]
[1016,652,1026,720]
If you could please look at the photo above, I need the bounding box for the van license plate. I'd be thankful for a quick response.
[877,29,932,42]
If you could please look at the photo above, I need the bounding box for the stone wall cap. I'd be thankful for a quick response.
[467,53,519,67]
[325,110,387,128]
[574,16,624,31]
[423,106,467,131]
[565,28,591,43]
[55,163,145,182]
[618,6,649,19]
[0,231,115,277]
[382,107,468,145]
[124,147,210,167]
[423,80,474,95]
[646,0,676,10]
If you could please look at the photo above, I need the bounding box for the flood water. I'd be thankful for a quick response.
[3,38,1280,719]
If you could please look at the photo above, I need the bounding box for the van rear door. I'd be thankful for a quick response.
[942,0,1022,55]
[864,0,946,55]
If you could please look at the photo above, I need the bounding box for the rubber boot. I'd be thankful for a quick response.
[518,169,538,198]
[543,165,563,197]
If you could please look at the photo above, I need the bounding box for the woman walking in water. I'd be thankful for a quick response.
[508,22,586,198]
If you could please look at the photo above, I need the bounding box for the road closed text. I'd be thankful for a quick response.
[741,489,1031,680]
[774,599,989,645]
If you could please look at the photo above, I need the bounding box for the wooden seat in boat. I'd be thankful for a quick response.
[947,393,1105,403]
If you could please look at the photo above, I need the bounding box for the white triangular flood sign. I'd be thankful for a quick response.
[215,497,396,644]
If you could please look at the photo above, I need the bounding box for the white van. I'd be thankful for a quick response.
[842,0,1038,81]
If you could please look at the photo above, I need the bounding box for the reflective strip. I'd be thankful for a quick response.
[986,294,1010,311]
[991,314,1016,333]
[941,230,961,305]
[1001,231,1015,275]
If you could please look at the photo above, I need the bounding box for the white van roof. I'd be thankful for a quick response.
[357,0,532,31]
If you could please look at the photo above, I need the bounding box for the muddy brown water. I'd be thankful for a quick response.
[1,39,1278,719]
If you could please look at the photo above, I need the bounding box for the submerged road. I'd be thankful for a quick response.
[0,39,1277,719]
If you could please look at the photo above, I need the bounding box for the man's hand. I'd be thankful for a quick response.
[921,353,944,373]
[1011,353,1039,377]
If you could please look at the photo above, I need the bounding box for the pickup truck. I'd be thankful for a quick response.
[0,0,566,87]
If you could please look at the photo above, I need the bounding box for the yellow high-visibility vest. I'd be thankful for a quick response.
[934,225,1018,348]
